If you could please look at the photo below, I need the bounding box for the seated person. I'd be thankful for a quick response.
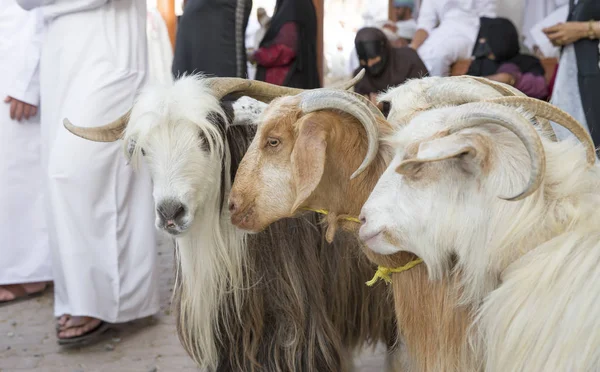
[410,0,496,76]
[467,17,549,100]
[389,0,418,44]
[353,27,429,116]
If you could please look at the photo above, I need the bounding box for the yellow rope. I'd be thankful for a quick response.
[302,207,361,223]
[365,258,424,286]
[302,207,422,286]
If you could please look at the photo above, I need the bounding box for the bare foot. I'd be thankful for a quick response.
[57,316,102,339]
[0,282,49,302]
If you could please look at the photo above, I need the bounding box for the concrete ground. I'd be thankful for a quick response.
[0,241,387,372]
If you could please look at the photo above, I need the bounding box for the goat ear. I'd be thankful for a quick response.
[290,118,327,213]
[396,134,482,177]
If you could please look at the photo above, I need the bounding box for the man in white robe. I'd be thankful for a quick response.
[409,0,497,76]
[17,0,159,344]
[0,0,51,305]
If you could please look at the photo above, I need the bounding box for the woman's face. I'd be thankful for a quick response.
[356,37,389,76]
[360,55,382,68]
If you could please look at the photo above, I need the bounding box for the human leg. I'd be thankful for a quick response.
[417,27,477,77]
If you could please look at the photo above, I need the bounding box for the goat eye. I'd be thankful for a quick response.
[141,148,146,156]
[267,138,280,147]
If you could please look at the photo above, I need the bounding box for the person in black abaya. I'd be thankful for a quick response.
[251,0,320,88]
[352,27,429,116]
[172,0,253,78]
[467,17,549,100]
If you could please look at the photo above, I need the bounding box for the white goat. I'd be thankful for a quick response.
[359,97,600,371]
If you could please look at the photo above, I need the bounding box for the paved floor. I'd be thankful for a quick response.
[0,241,387,372]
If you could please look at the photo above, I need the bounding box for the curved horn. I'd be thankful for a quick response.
[61,71,368,143]
[63,109,131,142]
[447,102,546,201]
[206,69,366,103]
[423,76,519,110]
[485,96,595,165]
[297,89,383,179]
[442,77,557,141]
[464,76,525,97]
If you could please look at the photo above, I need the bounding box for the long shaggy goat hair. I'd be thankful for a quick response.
[123,76,397,372]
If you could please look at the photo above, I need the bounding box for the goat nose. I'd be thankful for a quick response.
[359,213,367,225]
[157,199,186,222]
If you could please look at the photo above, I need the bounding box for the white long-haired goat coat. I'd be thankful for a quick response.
[361,103,600,371]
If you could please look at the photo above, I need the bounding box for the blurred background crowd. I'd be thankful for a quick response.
[1,0,599,349]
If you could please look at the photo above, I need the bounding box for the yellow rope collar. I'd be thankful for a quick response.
[302,208,361,223]
[302,207,423,286]
[365,258,424,286]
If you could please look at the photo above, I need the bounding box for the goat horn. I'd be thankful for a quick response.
[461,77,558,141]
[485,96,595,165]
[206,69,366,103]
[297,89,383,179]
[63,109,131,142]
[438,77,557,141]
[61,71,368,143]
[463,76,525,97]
[448,102,546,201]
[462,81,558,141]
[424,77,521,111]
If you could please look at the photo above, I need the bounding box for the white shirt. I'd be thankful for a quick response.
[417,0,497,33]
[17,0,109,21]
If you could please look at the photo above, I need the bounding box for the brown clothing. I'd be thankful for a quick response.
[354,46,428,95]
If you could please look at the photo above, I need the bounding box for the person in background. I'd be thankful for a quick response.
[468,17,549,100]
[173,0,253,78]
[523,0,569,57]
[410,0,497,76]
[543,0,600,152]
[0,0,51,307]
[254,7,271,50]
[353,27,429,116]
[381,0,417,47]
[392,0,415,22]
[17,0,160,345]
[250,0,320,88]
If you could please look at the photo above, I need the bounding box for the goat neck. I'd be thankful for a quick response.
[302,114,392,235]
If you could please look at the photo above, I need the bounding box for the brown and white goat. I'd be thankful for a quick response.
[228,87,473,371]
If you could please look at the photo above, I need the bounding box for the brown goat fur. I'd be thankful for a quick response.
[229,101,479,371]
[171,114,397,372]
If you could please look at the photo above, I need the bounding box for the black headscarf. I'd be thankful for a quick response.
[467,17,545,77]
[353,28,429,95]
[254,0,320,88]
